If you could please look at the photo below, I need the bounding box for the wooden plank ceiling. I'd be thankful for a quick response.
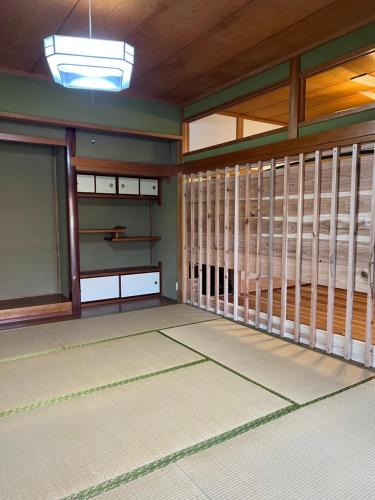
[0,0,374,105]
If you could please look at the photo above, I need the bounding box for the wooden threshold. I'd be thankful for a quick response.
[0,294,72,323]
[78,193,159,201]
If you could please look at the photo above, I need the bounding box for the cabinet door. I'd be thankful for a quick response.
[140,178,158,196]
[118,177,139,195]
[121,272,160,297]
[80,276,119,302]
[77,174,95,193]
[96,176,116,194]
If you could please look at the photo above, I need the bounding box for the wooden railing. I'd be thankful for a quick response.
[180,122,375,368]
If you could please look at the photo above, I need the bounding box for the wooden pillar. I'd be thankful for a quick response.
[206,172,212,311]
[178,173,187,303]
[66,128,81,316]
[182,121,190,154]
[294,153,305,342]
[215,169,220,314]
[190,174,195,305]
[365,146,375,367]
[224,167,230,317]
[244,167,251,324]
[280,156,290,337]
[236,118,244,140]
[268,159,276,332]
[198,172,203,308]
[233,165,240,321]
[288,57,302,139]
[255,161,263,328]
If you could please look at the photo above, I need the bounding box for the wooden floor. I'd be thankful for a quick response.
[248,285,374,344]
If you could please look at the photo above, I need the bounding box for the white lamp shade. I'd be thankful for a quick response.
[44,35,134,91]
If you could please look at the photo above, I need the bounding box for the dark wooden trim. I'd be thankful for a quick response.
[299,103,375,127]
[288,57,300,139]
[80,265,161,279]
[0,132,66,146]
[66,128,81,316]
[300,44,375,78]
[182,122,190,154]
[184,79,289,122]
[183,126,288,157]
[0,111,182,142]
[177,120,375,173]
[73,156,174,177]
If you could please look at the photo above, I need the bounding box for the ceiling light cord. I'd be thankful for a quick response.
[88,0,92,38]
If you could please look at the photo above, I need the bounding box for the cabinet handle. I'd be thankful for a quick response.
[154,281,158,285]
[153,185,156,190]
[109,183,114,188]
[121,184,125,188]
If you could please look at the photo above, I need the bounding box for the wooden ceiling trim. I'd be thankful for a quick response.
[0,132,66,147]
[132,0,335,100]
[0,111,182,141]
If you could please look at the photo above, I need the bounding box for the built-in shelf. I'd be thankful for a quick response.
[80,265,161,279]
[78,193,159,201]
[79,226,127,239]
[105,236,161,242]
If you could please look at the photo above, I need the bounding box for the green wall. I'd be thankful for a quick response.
[0,73,182,136]
[151,177,178,300]
[0,143,59,299]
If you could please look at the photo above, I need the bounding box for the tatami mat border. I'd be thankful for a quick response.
[0,358,208,417]
[0,318,220,364]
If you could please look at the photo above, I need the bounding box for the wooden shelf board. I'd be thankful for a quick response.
[78,193,158,201]
[80,265,161,279]
[79,226,126,235]
[105,236,161,242]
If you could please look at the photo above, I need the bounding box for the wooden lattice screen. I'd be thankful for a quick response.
[181,143,375,367]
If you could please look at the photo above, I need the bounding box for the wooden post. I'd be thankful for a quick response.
[280,156,290,337]
[198,172,203,308]
[268,159,276,332]
[182,121,190,154]
[190,174,195,305]
[288,57,301,139]
[294,153,305,342]
[345,144,359,360]
[206,171,211,311]
[244,166,251,324]
[365,146,375,367]
[215,169,220,314]
[326,147,339,353]
[224,167,230,317]
[256,161,263,328]
[236,118,244,140]
[233,165,240,321]
[66,128,81,316]
[310,150,322,348]
[180,174,187,304]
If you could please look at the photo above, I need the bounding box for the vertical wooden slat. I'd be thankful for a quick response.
[206,171,212,311]
[280,156,290,337]
[310,150,322,348]
[267,159,276,332]
[215,169,220,314]
[190,174,195,305]
[180,173,187,303]
[326,147,339,353]
[365,146,375,367]
[345,144,359,360]
[244,167,251,324]
[198,172,203,308]
[233,165,240,321]
[294,153,305,342]
[182,121,190,154]
[224,167,230,317]
[255,161,263,328]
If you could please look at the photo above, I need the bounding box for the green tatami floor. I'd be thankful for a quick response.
[0,304,374,499]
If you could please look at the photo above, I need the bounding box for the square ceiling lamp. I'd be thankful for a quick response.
[44,35,134,91]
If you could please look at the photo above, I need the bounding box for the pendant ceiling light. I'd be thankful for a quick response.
[44,0,134,92]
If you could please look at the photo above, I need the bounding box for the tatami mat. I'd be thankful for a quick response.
[0,332,202,413]
[0,324,61,361]
[161,319,372,404]
[0,305,216,362]
[99,465,208,499]
[0,362,288,499]
[177,379,375,500]
[45,304,216,347]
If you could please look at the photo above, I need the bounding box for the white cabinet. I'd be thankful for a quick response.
[96,176,116,194]
[118,177,139,195]
[140,179,158,196]
[80,276,119,302]
[121,272,160,297]
[77,174,95,193]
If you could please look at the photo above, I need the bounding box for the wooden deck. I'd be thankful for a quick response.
[248,285,374,344]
